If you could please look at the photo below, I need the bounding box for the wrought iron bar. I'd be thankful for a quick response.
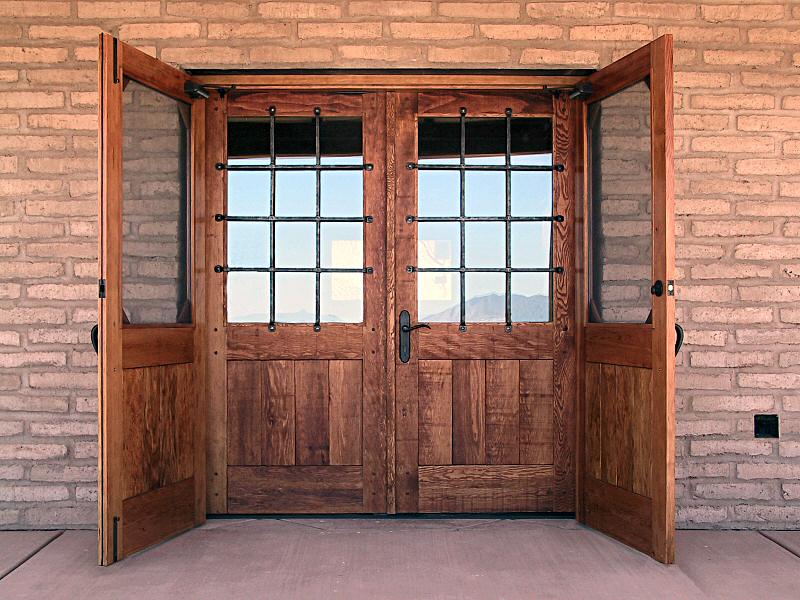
[406,215,561,223]
[314,107,322,331]
[217,214,371,223]
[216,266,373,274]
[217,162,372,171]
[505,107,512,331]
[408,266,563,274]
[459,107,467,332]
[407,163,563,172]
[269,105,276,331]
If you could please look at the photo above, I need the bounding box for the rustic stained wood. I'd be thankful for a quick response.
[295,360,330,466]
[121,326,193,369]
[417,323,552,360]
[419,91,553,117]
[485,360,520,465]
[262,361,295,466]
[229,91,362,117]
[227,324,363,360]
[329,360,363,466]
[452,360,486,465]
[418,360,453,466]
[519,359,554,465]
[226,361,262,466]
[585,324,652,368]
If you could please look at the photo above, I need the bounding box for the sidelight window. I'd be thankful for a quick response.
[412,110,560,330]
[222,111,368,328]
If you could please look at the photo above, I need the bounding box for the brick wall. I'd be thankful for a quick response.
[1,0,799,529]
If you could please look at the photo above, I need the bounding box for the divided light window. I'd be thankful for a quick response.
[413,110,558,330]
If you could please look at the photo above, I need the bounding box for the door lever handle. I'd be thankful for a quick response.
[399,310,428,363]
[401,322,430,333]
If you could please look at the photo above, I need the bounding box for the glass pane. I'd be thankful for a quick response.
[322,155,363,217]
[465,272,504,322]
[418,222,458,268]
[512,273,550,322]
[418,159,459,217]
[122,78,191,325]
[227,222,269,268]
[275,222,314,268]
[589,80,653,323]
[227,158,270,216]
[466,156,504,216]
[275,273,315,322]
[511,154,553,217]
[418,272,458,322]
[465,222,504,268]
[227,272,269,323]
[511,222,551,269]
[321,223,363,269]
[321,273,362,322]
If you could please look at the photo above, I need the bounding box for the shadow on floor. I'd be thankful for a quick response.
[0,519,798,600]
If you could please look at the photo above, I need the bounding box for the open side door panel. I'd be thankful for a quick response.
[577,35,676,563]
[98,33,207,565]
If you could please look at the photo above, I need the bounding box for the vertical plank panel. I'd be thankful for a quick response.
[452,359,486,465]
[600,363,624,487]
[485,360,520,465]
[418,360,453,466]
[584,362,602,480]
[632,366,652,497]
[226,361,262,466]
[615,365,636,492]
[295,360,330,466]
[384,91,398,512]
[329,360,363,466]
[262,360,295,466]
[122,367,146,499]
[520,360,554,465]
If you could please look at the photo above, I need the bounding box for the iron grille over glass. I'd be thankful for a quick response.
[411,109,562,331]
[218,108,371,330]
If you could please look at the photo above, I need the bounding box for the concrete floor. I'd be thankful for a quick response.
[0,519,798,599]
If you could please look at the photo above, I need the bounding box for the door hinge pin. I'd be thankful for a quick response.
[98,278,107,299]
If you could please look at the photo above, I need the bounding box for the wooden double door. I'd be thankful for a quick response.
[99,34,675,564]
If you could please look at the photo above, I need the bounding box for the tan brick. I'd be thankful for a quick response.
[338,45,422,62]
[0,46,67,63]
[299,22,382,39]
[695,483,774,500]
[73,441,97,459]
[692,220,772,237]
[0,115,19,130]
[693,395,773,412]
[0,444,66,460]
[0,353,66,368]
[615,2,696,19]
[691,307,773,324]
[207,22,290,39]
[28,372,96,390]
[684,330,727,347]
[349,1,431,16]
[0,330,20,344]
[739,373,800,390]
[783,484,800,500]
[569,24,652,41]
[0,465,24,479]
[257,2,341,19]
[77,1,160,18]
[28,25,100,40]
[691,440,773,456]
[0,396,68,413]
[0,1,69,16]
[691,94,774,111]
[249,46,334,64]
[676,199,730,216]
[29,465,97,482]
[736,159,800,176]
[690,179,771,197]
[703,4,784,22]
[704,49,782,66]
[677,506,728,524]
[659,26,739,43]
[737,244,800,260]
[742,72,800,88]
[691,264,771,280]
[480,24,562,40]
[674,72,730,89]
[674,114,728,131]
[676,372,732,390]
[676,285,731,303]
[780,182,800,198]
[678,420,734,435]
[737,202,800,217]
[439,2,520,19]
[0,136,65,151]
[739,463,800,480]
[748,27,800,44]
[160,46,246,65]
[390,22,473,39]
[119,22,201,40]
[26,157,95,175]
[166,1,248,17]
[0,486,69,502]
[428,46,510,64]
[520,48,599,66]
[690,351,773,368]
[739,286,800,303]
[527,2,608,18]
[780,353,800,368]
[27,114,96,131]
[676,463,730,478]
[22,505,95,527]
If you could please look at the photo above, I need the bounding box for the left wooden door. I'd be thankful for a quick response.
[98,34,206,565]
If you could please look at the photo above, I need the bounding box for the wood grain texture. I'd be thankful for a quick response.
[602,363,631,490]
[227,324,363,360]
[485,360,520,465]
[585,44,650,104]
[520,360,554,465]
[585,324,652,368]
[418,360,453,466]
[226,361,262,466]
[328,360,362,466]
[294,360,330,466]
[417,324,552,360]
[121,326,193,369]
[122,476,195,558]
[418,91,553,117]
[121,40,191,104]
[262,360,295,466]
[385,91,398,513]
[228,91,362,117]
[228,466,363,513]
[123,363,194,500]
[584,362,603,481]
[584,476,652,557]
[452,360,486,465]
[418,465,553,513]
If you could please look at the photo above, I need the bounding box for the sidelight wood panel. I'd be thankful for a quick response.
[452,360,486,465]
[519,360,554,465]
[485,360,520,465]
[263,361,295,466]
[329,360,363,466]
[418,360,453,466]
[418,465,553,513]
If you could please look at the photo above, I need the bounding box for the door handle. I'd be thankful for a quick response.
[675,323,684,357]
[399,310,429,363]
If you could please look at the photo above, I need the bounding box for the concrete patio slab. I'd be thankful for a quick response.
[0,531,61,579]
[761,531,800,558]
[676,531,800,600]
[0,519,708,600]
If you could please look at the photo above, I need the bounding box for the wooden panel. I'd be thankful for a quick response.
[585,43,650,104]
[121,41,191,104]
[520,360,554,465]
[226,361,262,466]
[121,326,193,369]
[328,360,362,466]
[485,360,520,465]
[227,324,363,360]
[196,73,584,91]
[122,476,195,558]
[418,324,552,360]
[584,362,603,481]
[228,91,362,117]
[418,91,552,117]
[452,360,486,465]
[262,360,295,466]
[624,365,652,497]
[584,477,652,556]
[228,466,363,513]
[418,360,453,466]
[294,360,329,466]
[602,364,631,490]
[385,91,398,513]
[123,363,194,499]
[585,324,652,368]
[418,465,553,513]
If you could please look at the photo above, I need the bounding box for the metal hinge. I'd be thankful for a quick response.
[112,516,119,562]
[98,278,106,299]
[184,80,210,100]
[569,82,593,100]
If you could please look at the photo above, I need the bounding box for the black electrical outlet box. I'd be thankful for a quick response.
[754,414,779,439]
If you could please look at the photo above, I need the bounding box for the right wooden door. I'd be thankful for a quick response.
[578,35,676,563]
